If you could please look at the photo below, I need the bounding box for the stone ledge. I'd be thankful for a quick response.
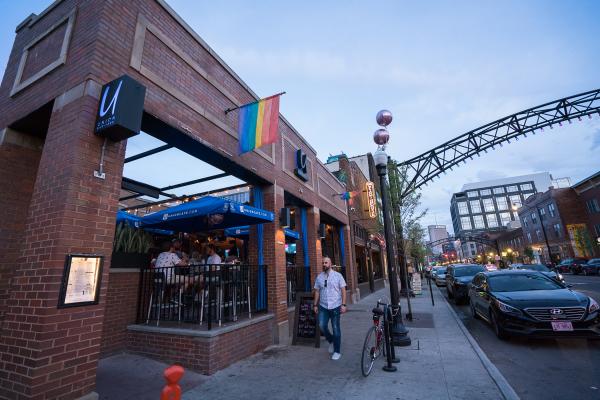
[127,313,274,338]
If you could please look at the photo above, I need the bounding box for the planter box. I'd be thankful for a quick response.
[111,252,150,269]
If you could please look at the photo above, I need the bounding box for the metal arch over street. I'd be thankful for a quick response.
[395,88,600,198]
[427,235,499,252]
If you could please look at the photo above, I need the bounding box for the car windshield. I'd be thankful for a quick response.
[488,274,562,292]
[589,259,600,264]
[453,265,485,277]
[436,268,447,274]
[516,264,549,272]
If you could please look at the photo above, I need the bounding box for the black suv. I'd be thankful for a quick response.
[445,264,486,304]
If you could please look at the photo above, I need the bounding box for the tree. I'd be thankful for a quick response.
[387,159,428,288]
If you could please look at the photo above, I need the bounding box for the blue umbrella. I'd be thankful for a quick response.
[141,196,274,232]
[116,210,173,235]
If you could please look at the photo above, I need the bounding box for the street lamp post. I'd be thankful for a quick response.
[373,110,411,355]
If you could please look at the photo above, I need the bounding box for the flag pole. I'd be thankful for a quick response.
[225,91,286,114]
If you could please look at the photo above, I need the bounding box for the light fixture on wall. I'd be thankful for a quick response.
[280,207,291,228]
[318,223,326,239]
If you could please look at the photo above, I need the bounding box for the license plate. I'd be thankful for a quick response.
[551,321,573,331]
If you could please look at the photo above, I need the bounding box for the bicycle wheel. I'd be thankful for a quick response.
[361,326,378,377]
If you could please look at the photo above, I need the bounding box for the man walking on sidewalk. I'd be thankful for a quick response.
[313,256,347,360]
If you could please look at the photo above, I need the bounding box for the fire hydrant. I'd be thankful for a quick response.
[160,365,185,400]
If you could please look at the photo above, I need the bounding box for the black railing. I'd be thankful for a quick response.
[137,264,268,330]
[286,265,312,305]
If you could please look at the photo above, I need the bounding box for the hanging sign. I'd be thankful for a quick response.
[95,75,146,141]
[294,149,309,182]
[366,181,377,219]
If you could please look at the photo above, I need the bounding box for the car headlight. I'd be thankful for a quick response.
[589,297,599,314]
[494,299,522,316]
[558,273,564,281]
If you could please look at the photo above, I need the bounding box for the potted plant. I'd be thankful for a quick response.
[111,222,153,268]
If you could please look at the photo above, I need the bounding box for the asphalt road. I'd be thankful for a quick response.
[440,274,600,400]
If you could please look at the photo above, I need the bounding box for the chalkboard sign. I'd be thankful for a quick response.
[292,292,320,347]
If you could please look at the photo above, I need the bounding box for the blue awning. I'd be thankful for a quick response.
[225,226,250,237]
[284,228,300,240]
[116,210,174,235]
[141,196,274,232]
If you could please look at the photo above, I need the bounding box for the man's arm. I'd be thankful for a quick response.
[313,289,320,314]
[341,286,347,313]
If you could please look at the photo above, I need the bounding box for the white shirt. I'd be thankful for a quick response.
[207,254,222,264]
[314,269,347,310]
[155,252,181,268]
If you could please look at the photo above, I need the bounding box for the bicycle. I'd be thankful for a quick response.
[361,299,389,377]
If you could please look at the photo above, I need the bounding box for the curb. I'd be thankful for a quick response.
[439,288,520,400]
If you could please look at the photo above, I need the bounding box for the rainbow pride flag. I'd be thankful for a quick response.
[238,94,281,154]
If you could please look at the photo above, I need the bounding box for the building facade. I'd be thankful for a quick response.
[518,188,597,263]
[573,171,600,251]
[0,1,356,398]
[325,154,387,296]
[427,225,449,255]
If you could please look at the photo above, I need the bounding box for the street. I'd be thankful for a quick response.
[443,274,600,400]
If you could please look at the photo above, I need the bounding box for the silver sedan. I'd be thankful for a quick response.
[433,268,447,287]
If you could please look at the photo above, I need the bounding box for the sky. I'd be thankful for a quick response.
[1,1,599,237]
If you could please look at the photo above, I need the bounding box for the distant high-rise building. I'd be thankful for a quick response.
[428,225,449,255]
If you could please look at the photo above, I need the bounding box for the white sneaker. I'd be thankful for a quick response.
[331,352,341,360]
[328,342,334,354]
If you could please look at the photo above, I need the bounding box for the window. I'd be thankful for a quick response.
[513,211,519,220]
[527,232,532,243]
[536,229,542,241]
[470,243,476,249]
[467,191,479,198]
[548,203,556,217]
[470,200,481,213]
[531,212,537,224]
[523,192,534,201]
[458,202,469,215]
[473,215,485,229]
[499,212,511,226]
[493,187,505,194]
[539,207,546,219]
[586,199,600,214]
[507,185,519,192]
[522,216,528,228]
[482,198,495,212]
[486,214,498,228]
[553,223,561,238]
[520,183,533,191]
[496,197,508,210]
[480,189,491,196]
[509,195,522,208]
[461,217,472,230]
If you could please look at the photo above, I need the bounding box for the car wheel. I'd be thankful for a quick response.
[454,294,462,305]
[583,269,588,276]
[470,299,480,320]
[447,286,454,299]
[490,311,509,340]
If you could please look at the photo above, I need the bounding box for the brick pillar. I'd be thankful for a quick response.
[261,184,288,344]
[0,129,42,324]
[305,207,322,287]
[0,93,125,400]
[341,224,358,303]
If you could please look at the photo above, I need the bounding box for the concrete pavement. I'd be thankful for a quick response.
[178,284,508,400]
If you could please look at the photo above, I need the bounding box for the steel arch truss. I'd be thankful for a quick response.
[396,88,600,198]
[427,235,497,250]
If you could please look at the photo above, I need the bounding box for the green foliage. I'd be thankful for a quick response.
[113,222,153,253]
[573,226,594,258]
[524,246,534,259]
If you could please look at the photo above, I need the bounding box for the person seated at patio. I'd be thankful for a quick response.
[155,240,188,276]
[206,244,222,265]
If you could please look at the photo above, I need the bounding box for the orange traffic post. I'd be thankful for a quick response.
[160,364,185,400]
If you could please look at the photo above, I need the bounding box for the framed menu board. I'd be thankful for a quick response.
[292,292,320,347]
[58,254,103,308]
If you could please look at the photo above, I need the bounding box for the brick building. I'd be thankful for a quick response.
[572,170,600,252]
[0,1,357,398]
[518,188,596,263]
[325,154,387,296]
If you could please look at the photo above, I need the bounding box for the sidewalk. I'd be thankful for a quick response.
[96,284,512,399]
[176,284,507,400]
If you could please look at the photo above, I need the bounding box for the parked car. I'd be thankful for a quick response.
[446,264,486,304]
[582,259,600,276]
[433,267,447,287]
[468,270,600,340]
[508,263,565,284]
[556,258,589,274]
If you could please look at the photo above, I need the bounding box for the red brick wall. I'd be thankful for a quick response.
[100,271,140,357]
[0,141,41,323]
[126,317,273,375]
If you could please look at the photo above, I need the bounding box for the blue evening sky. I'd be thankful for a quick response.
[1,1,599,236]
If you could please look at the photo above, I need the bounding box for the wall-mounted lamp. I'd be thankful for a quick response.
[318,223,326,239]
[280,207,291,228]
